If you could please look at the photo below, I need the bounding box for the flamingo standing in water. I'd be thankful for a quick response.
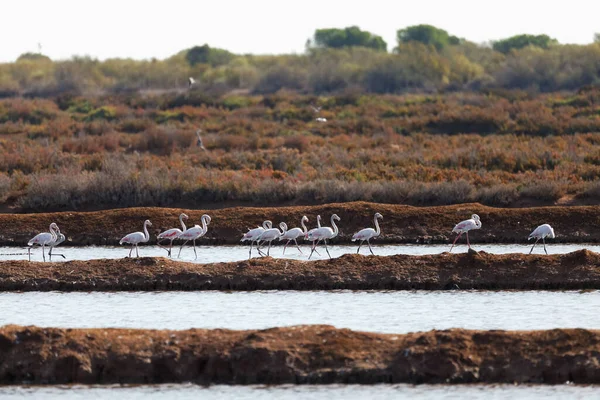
[528,224,555,255]
[304,215,322,256]
[449,214,481,252]
[28,222,59,262]
[307,214,341,259]
[241,220,272,259]
[256,223,284,257]
[157,213,188,257]
[352,213,383,255]
[177,214,211,259]
[48,227,66,260]
[119,219,152,258]
[279,216,309,254]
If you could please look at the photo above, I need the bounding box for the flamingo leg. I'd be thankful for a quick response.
[28,247,31,262]
[283,240,290,255]
[357,240,363,254]
[193,239,198,260]
[466,232,471,248]
[178,240,189,258]
[135,244,139,258]
[294,239,303,254]
[543,237,548,255]
[323,239,331,259]
[449,232,462,252]
[308,239,321,260]
[367,239,374,255]
[248,241,253,259]
[128,245,133,258]
[267,241,272,256]
[42,244,46,262]
[529,238,539,254]
[157,239,171,256]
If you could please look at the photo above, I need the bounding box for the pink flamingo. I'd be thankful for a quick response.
[303,215,322,256]
[177,214,211,259]
[119,219,152,258]
[307,214,341,259]
[352,212,383,255]
[256,223,284,257]
[449,214,481,252]
[48,227,66,260]
[28,222,59,262]
[157,213,188,257]
[241,220,272,259]
[528,224,555,254]
[279,216,309,254]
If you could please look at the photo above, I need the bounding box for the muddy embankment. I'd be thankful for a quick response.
[2,250,600,291]
[1,202,600,247]
[1,324,600,385]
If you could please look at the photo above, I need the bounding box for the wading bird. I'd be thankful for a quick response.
[177,214,211,259]
[157,213,188,257]
[241,220,272,259]
[28,222,59,262]
[449,214,481,252]
[279,216,309,254]
[196,129,206,151]
[119,219,152,258]
[256,223,284,257]
[304,215,322,256]
[352,212,383,255]
[188,77,196,88]
[528,224,555,255]
[48,227,66,260]
[307,214,341,259]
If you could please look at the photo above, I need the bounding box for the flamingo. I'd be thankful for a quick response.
[241,220,272,259]
[352,213,383,255]
[177,214,211,259]
[119,219,152,258]
[48,227,66,260]
[307,214,341,259]
[528,224,555,255]
[449,214,481,252]
[256,223,284,257]
[279,216,309,254]
[157,213,188,257]
[304,215,322,256]
[28,222,59,262]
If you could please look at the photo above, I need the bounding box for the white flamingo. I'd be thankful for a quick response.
[307,214,341,259]
[157,213,188,257]
[119,219,152,258]
[257,223,284,257]
[352,213,383,255]
[177,214,211,259]
[279,216,309,254]
[28,222,59,262]
[449,214,481,252]
[241,220,272,259]
[528,224,555,255]
[304,215,322,256]
[48,227,66,260]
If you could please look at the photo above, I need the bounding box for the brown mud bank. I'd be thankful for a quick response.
[2,324,600,385]
[1,202,600,247]
[2,250,600,291]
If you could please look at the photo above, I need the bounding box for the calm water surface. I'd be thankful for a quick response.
[1,243,598,264]
[1,291,598,332]
[0,383,597,399]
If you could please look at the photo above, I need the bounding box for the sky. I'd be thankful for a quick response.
[2,0,599,62]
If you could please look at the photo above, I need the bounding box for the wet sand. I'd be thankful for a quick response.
[1,202,600,246]
[1,324,599,385]
[1,250,600,291]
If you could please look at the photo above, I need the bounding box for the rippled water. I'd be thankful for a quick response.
[0,383,597,399]
[1,290,598,332]
[1,243,598,263]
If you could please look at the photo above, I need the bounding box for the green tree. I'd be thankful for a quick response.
[185,44,235,67]
[492,34,558,54]
[396,25,461,51]
[311,26,387,51]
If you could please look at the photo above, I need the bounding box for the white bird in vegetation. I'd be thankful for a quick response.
[157,213,188,257]
[315,117,327,122]
[279,216,309,254]
[257,223,284,257]
[196,129,206,151]
[310,104,327,122]
[241,220,272,259]
[528,224,555,255]
[48,227,66,260]
[307,214,341,259]
[352,212,383,255]
[28,222,59,262]
[449,214,481,252]
[119,219,152,258]
[188,77,196,88]
[177,214,211,259]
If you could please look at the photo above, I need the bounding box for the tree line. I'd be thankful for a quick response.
[2,24,600,97]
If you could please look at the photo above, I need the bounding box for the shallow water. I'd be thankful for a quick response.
[0,383,596,399]
[1,290,598,333]
[1,243,598,264]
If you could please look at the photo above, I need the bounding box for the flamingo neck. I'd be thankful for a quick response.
[179,215,187,232]
[143,222,150,242]
[280,222,288,234]
[330,216,338,236]
[50,225,58,241]
[374,215,381,236]
[317,216,321,228]
[301,218,307,234]
[201,216,209,233]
